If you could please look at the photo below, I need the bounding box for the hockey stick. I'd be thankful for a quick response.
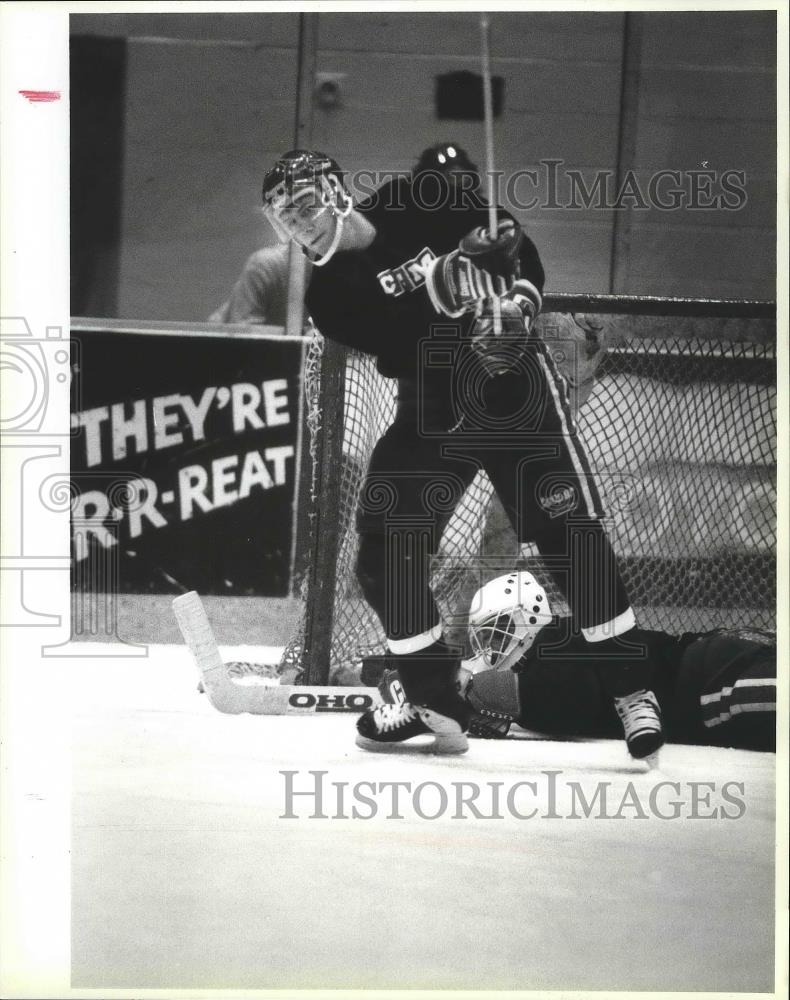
[173,591,380,715]
[480,14,498,241]
[480,13,502,335]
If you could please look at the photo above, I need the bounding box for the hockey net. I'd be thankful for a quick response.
[279,295,776,684]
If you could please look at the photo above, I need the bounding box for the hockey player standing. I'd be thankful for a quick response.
[261,148,664,762]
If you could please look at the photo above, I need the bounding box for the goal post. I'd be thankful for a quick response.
[299,336,348,685]
[281,295,776,686]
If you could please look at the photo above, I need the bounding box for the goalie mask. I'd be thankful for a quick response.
[261,149,353,266]
[468,572,553,671]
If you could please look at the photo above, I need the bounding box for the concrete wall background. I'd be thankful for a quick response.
[70,11,777,321]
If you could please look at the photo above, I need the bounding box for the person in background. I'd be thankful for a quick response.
[410,141,482,200]
[209,243,307,327]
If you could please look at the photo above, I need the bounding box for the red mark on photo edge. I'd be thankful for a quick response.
[19,90,61,103]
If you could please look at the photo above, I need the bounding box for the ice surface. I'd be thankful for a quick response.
[69,644,776,992]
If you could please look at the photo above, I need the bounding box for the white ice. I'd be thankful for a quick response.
[67,644,776,992]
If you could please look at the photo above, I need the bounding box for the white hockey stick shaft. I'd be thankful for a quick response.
[480,14,498,240]
[480,14,501,335]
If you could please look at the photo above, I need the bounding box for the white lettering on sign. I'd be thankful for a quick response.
[265,445,292,486]
[232,383,264,432]
[72,381,293,468]
[72,406,110,467]
[111,400,148,461]
[178,464,213,521]
[179,387,215,442]
[262,379,289,426]
[152,394,184,451]
[127,478,168,539]
[213,454,240,508]
[239,450,274,497]
[177,446,295,522]
[71,490,116,560]
[73,444,296,561]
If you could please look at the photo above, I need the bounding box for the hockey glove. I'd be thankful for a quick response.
[424,218,523,317]
[506,277,543,328]
[469,298,529,376]
[464,673,518,738]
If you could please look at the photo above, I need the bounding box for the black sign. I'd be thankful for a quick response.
[70,326,304,595]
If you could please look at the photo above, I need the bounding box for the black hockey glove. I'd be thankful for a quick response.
[424,218,523,317]
[465,677,514,738]
[468,708,513,739]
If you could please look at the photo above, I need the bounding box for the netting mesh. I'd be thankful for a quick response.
[281,308,776,683]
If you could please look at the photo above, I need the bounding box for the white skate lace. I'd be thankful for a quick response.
[614,689,661,739]
[375,702,419,733]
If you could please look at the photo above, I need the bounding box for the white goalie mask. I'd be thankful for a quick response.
[468,572,553,671]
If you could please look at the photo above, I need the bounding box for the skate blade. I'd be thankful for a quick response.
[642,750,661,770]
[355,733,468,755]
[417,709,469,754]
[431,732,469,754]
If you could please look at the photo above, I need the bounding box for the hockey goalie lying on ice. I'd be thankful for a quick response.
[367,571,776,754]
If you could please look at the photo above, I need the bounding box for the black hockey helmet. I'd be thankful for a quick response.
[262,149,348,208]
[413,142,479,181]
[261,149,353,266]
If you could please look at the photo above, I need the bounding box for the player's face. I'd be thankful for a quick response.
[276,188,336,256]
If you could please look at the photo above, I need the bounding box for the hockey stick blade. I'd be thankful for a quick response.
[173,591,225,683]
[224,686,381,716]
[173,591,382,715]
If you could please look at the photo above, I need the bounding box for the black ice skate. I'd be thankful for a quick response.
[614,688,664,764]
[356,698,469,755]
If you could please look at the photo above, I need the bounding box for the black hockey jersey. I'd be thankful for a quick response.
[514,624,775,748]
[305,176,545,379]
[514,626,680,738]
